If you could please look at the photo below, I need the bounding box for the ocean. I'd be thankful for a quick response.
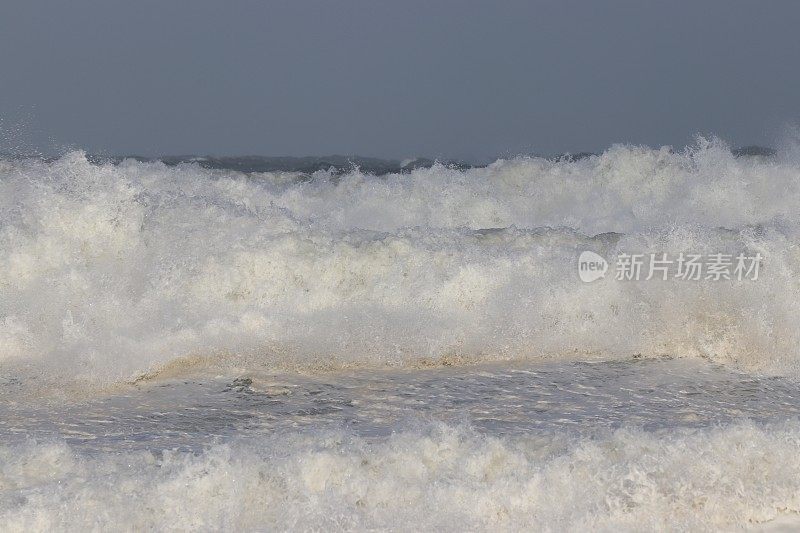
[2,138,800,530]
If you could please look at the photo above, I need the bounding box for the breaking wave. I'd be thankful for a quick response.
[2,137,800,383]
[4,420,800,530]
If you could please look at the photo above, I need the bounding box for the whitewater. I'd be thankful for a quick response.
[3,137,800,530]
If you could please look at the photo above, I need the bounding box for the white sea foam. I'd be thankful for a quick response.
[1,138,800,383]
[2,420,800,531]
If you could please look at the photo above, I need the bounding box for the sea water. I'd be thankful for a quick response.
[3,138,800,529]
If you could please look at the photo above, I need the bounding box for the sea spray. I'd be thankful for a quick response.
[1,138,800,383]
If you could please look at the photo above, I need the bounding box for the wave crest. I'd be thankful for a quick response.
[2,139,800,382]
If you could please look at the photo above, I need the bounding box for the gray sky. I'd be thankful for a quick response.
[1,0,799,159]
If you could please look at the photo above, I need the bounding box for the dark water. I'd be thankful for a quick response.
[3,358,800,454]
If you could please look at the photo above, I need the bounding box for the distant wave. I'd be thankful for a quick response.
[2,145,776,174]
[1,137,799,384]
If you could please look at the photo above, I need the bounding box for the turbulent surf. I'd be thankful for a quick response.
[3,137,800,529]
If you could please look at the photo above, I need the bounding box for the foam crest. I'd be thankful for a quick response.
[2,421,800,530]
[1,139,800,382]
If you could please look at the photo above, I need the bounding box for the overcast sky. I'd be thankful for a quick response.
[1,0,799,159]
